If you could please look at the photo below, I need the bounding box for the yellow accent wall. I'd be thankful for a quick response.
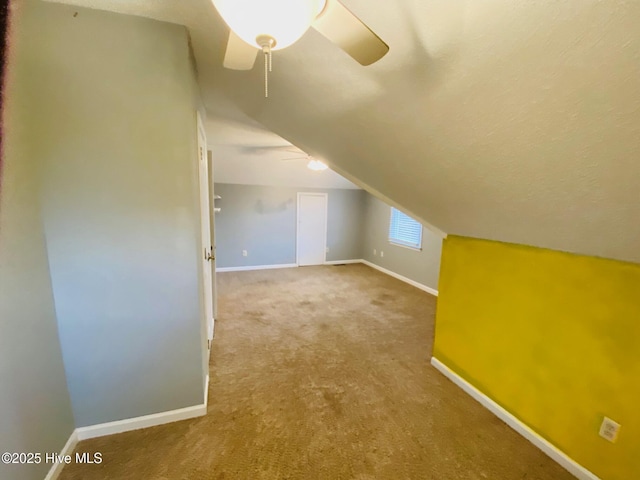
[433,236,640,480]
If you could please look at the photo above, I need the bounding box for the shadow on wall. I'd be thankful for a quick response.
[255,197,294,214]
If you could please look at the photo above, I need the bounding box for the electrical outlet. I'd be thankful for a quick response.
[373,249,377,256]
[599,417,621,443]
[242,250,248,257]
[326,247,330,253]
[380,251,384,258]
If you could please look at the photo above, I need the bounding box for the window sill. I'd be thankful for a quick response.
[388,240,422,252]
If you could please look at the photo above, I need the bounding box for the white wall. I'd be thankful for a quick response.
[23,1,206,427]
[0,3,75,478]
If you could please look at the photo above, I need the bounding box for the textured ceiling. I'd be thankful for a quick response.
[206,115,359,189]
[43,0,640,263]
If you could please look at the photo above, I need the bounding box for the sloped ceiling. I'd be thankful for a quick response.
[205,114,359,189]
[41,0,640,263]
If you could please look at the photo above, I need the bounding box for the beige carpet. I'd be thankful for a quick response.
[60,264,575,479]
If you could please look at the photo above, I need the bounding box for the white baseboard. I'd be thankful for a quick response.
[361,259,438,297]
[44,430,79,480]
[430,357,600,480]
[216,263,298,273]
[75,403,207,441]
[214,259,438,302]
[214,259,440,297]
[324,259,363,265]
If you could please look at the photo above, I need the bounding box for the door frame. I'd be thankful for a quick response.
[296,192,328,266]
[207,150,217,328]
[196,111,214,388]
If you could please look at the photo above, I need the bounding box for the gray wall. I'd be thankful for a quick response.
[214,184,365,268]
[27,2,205,427]
[0,2,76,477]
[213,184,442,291]
[362,194,443,291]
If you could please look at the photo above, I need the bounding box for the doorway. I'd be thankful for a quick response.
[296,192,328,266]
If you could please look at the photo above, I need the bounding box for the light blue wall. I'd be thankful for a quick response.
[29,3,205,427]
[0,2,75,477]
[214,184,365,267]
[362,194,443,291]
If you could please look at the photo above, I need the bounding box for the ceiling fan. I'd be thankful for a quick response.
[212,0,389,95]
[247,145,329,171]
[281,154,329,171]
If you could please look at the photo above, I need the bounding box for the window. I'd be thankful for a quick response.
[388,207,422,250]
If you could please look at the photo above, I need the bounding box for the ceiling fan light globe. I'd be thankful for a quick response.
[213,0,323,50]
[307,160,328,171]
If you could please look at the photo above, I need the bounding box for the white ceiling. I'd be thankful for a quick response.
[43,0,640,263]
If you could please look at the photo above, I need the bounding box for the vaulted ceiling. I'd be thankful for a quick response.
[206,113,359,189]
[43,0,640,263]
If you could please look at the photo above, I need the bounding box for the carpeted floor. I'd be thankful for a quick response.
[60,264,575,479]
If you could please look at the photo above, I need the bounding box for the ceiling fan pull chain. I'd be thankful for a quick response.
[257,35,276,98]
[263,47,269,98]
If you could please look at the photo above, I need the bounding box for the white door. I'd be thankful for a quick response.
[196,112,214,346]
[297,192,328,266]
[207,150,218,327]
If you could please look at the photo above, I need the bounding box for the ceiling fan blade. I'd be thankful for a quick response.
[240,145,304,155]
[312,0,389,66]
[223,31,259,70]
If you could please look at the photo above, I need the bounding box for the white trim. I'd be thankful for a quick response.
[44,430,79,480]
[216,263,298,273]
[389,240,422,251]
[75,403,207,441]
[361,259,438,297]
[196,109,213,407]
[204,374,210,407]
[388,207,423,250]
[217,260,439,296]
[324,259,363,265]
[296,192,328,266]
[430,358,600,480]
[208,316,215,341]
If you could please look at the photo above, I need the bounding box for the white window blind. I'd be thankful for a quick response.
[388,207,422,250]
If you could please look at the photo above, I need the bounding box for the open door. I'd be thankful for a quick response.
[196,112,214,353]
[207,150,218,327]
